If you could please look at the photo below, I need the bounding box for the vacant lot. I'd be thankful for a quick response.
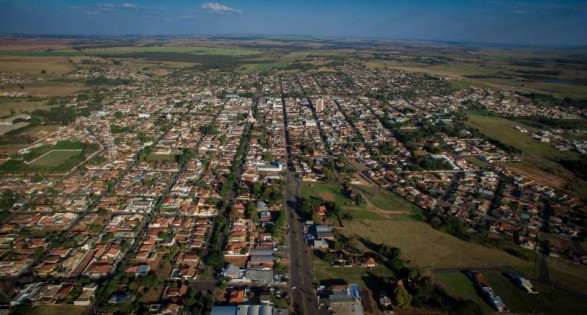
[311,250,394,289]
[29,149,82,167]
[345,218,536,271]
[301,183,421,220]
[548,257,587,295]
[434,272,494,314]
[26,305,88,315]
[465,113,555,154]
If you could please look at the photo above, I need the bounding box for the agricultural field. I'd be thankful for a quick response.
[0,99,57,117]
[0,56,73,77]
[29,149,82,167]
[365,45,587,100]
[83,46,265,56]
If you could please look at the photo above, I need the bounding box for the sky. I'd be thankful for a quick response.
[0,0,586,46]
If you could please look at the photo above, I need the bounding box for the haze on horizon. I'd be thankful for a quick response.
[1,0,586,46]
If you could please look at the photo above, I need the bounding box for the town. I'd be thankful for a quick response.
[0,36,586,315]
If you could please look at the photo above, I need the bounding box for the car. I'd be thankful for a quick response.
[291,286,297,290]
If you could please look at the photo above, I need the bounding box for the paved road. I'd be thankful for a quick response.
[279,88,327,315]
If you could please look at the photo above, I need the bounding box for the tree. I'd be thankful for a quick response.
[128,282,139,291]
[40,69,47,74]
[252,182,262,197]
[393,285,412,309]
[354,193,365,206]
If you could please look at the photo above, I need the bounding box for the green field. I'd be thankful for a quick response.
[465,113,556,154]
[301,183,421,221]
[311,249,394,289]
[26,305,89,315]
[84,46,264,56]
[435,272,494,314]
[355,185,421,214]
[29,149,82,167]
[344,219,536,271]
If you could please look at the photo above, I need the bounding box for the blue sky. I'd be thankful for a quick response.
[1,0,586,46]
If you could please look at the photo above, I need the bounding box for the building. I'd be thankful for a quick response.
[315,99,324,112]
[211,304,288,315]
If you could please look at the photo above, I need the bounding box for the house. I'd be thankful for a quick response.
[74,284,98,306]
[229,289,247,304]
[223,264,243,280]
[313,205,327,216]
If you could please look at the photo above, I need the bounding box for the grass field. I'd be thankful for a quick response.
[465,113,556,154]
[344,219,537,271]
[237,62,288,73]
[0,56,73,77]
[29,149,82,167]
[311,249,394,289]
[355,185,421,214]
[26,305,88,315]
[0,99,54,117]
[434,272,494,314]
[301,183,421,220]
[548,257,587,295]
[84,46,264,56]
[484,272,532,313]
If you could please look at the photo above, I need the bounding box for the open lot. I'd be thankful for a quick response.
[436,270,587,314]
[434,272,494,314]
[29,149,82,167]
[301,183,421,220]
[465,113,555,154]
[311,249,394,289]
[344,218,536,271]
[26,305,89,315]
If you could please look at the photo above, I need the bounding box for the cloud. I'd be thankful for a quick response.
[121,3,138,9]
[74,3,168,16]
[201,2,242,14]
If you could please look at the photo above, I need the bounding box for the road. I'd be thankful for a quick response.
[279,89,327,315]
